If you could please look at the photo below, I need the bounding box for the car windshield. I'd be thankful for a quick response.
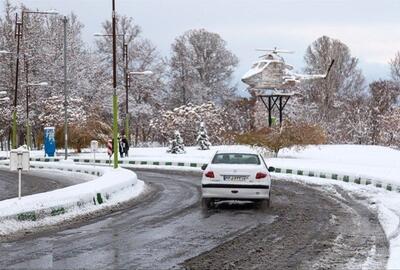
[211,153,260,165]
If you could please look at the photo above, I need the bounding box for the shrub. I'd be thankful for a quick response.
[235,121,326,156]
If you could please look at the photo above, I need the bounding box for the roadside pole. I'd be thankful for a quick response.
[91,140,98,166]
[63,16,68,160]
[10,147,30,200]
[112,0,119,169]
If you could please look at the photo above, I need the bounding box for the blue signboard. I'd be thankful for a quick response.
[44,127,56,157]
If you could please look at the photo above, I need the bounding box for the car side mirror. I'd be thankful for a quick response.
[268,166,275,172]
[201,164,208,170]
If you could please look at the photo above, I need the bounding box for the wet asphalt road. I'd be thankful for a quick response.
[0,170,389,269]
[0,169,69,201]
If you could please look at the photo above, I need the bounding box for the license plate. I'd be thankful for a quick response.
[223,175,248,181]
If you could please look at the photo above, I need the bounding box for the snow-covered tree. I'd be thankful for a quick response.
[0,0,107,148]
[151,102,231,145]
[168,29,238,107]
[95,14,166,145]
[166,130,185,154]
[368,80,400,145]
[380,107,400,147]
[196,122,211,150]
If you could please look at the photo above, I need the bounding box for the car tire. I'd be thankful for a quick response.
[256,199,270,209]
[201,198,213,209]
[265,198,270,208]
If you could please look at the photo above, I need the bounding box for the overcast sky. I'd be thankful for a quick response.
[4,0,400,94]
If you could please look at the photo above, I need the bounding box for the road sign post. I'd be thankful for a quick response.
[107,139,113,167]
[10,146,30,200]
[91,140,98,164]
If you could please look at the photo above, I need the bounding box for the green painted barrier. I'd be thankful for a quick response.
[51,207,65,216]
[17,211,36,221]
[96,193,103,204]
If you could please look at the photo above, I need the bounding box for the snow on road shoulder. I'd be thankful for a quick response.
[273,145,400,187]
[274,173,400,270]
[0,163,146,236]
[27,168,96,185]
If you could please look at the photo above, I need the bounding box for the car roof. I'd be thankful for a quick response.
[215,148,259,155]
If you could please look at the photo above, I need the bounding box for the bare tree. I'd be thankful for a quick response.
[390,52,400,82]
[302,36,365,120]
[168,29,238,107]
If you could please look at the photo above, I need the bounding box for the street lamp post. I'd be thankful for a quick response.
[24,53,29,149]
[95,3,129,168]
[63,16,68,160]
[123,43,129,143]
[12,14,22,149]
[94,32,130,144]
[12,10,58,149]
[112,0,118,169]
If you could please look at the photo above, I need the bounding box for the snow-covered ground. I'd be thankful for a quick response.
[0,161,145,236]
[0,144,399,268]
[269,144,400,269]
[63,143,398,269]
[271,145,400,187]
[276,173,400,270]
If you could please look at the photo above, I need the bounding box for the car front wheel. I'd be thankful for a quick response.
[201,198,214,209]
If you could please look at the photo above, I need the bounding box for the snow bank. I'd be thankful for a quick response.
[270,145,400,190]
[0,161,144,236]
[274,173,400,270]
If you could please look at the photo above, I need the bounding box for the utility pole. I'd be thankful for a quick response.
[24,53,30,149]
[112,0,119,169]
[94,32,128,146]
[12,13,22,149]
[124,43,129,144]
[63,16,68,160]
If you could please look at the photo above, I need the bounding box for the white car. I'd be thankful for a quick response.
[201,149,275,209]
